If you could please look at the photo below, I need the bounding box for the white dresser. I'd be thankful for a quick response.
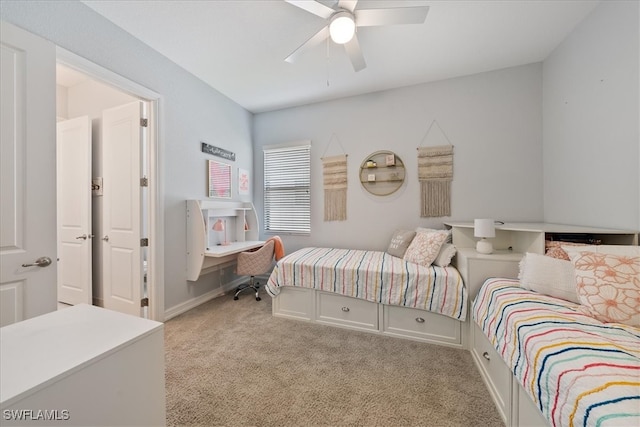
[0,304,165,426]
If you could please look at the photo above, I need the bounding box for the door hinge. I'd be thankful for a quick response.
[140,297,149,307]
[140,238,149,247]
[140,177,148,187]
[140,118,148,127]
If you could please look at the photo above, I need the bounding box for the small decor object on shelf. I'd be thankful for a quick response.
[474,219,495,254]
[368,174,376,182]
[366,159,377,168]
[213,219,231,246]
[385,154,395,166]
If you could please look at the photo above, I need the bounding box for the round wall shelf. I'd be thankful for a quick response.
[359,150,405,196]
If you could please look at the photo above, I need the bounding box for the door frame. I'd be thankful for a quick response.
[57,47,165,321]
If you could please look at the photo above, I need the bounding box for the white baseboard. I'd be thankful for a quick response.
[164,276,248,321]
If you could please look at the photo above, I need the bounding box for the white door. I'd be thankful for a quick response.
[102,101,145,316]
[56,116,92,305]
[0,23,57,326]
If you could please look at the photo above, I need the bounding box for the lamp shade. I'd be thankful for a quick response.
[474,219,495,238]
[212,219,225,231]
[213,219,230,245]
[329,12,355,44]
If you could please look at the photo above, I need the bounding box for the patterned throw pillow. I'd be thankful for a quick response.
[566,250,640,327]
[545,240,587,260]
[386,230,416,258]
[403,230,449,267]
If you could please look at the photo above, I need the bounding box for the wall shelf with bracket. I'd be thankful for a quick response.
[359,150,405,196]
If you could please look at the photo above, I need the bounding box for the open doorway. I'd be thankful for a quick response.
[55,50,163,321]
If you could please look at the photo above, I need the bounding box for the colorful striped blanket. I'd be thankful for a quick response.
[266,247,467,321]
[473,279,640,427]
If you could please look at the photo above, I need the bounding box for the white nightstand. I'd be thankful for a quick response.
[454,248,522,302]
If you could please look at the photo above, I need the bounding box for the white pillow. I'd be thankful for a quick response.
[433,243,457,267]
[518,252,579,304]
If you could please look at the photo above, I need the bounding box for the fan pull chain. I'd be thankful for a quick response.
[326,36,330,87]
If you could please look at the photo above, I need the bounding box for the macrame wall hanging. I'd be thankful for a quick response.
[417,120,454,218]
[321,134,348,221]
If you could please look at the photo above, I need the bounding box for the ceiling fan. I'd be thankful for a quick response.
[284,0,429,72]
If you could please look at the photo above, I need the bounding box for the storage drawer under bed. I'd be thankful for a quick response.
[471,320,512,425]
[382,304,462,345]
[316,291,379,331]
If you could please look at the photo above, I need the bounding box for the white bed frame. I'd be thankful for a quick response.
[272,286,469,349]
[272,287,548,426]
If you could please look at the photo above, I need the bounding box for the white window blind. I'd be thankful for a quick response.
[263,142,311,234]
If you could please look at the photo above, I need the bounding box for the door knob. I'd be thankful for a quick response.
[102,235,109,242]
[22,257,53,268]
[76,234,87,240]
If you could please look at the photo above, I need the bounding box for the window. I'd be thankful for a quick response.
[263,141,311,234]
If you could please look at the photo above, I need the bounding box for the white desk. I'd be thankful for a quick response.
[0,304,165,426]
[186,200,263,280]
[205,240,265,257]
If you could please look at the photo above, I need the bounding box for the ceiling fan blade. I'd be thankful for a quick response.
[285,0,335,19]
[344,33,366,72]
[338,0,358,13]
[355,6,429,27]
[285,25,330,63]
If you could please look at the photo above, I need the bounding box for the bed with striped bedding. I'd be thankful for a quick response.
[473,278,640,427]
[266,247,467,321]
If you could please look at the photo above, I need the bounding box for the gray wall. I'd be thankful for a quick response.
[253,64,544,254]
[543,0,639,230]
[1,1,255,311]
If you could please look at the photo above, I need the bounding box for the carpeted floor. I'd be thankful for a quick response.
[164,287,503,427]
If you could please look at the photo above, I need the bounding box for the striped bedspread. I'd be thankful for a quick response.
[473,279,640,427]
[266,247,467,321]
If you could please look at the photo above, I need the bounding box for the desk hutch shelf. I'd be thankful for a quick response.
[186,200,262,281]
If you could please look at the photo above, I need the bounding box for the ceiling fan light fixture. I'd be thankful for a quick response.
[329,12,355,44]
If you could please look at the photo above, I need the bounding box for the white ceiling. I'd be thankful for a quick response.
[82,0,599,113]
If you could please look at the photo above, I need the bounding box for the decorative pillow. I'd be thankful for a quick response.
[386,230,416,258]
[518,252,579,303]
[545,240,587,260]
[564,244,640,257]
[416,227,452,243]
[433,243,457,267]
[566,250,640,327]
[403,230,449,267]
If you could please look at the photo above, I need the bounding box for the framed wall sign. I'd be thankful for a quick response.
[201,142,236,161]
[238,168,249,195]
[208,160,232,198]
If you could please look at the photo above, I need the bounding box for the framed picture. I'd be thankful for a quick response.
[238,168,249,195]
[208,160,231,198]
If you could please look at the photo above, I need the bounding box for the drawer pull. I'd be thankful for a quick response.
[482,351,490,361]
[415,317,425,323]
[341,307,350,312]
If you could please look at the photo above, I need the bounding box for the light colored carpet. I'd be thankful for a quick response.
[164,286,503,427]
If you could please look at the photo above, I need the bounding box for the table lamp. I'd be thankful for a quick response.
[213,219,230,246]
[474,219,495,254]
